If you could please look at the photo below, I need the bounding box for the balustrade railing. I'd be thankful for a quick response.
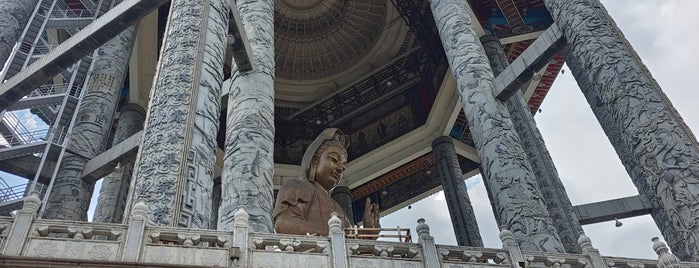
[0,196,695,267]
[50,8,94,19]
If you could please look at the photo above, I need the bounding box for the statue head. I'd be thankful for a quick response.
[300,128,349,192]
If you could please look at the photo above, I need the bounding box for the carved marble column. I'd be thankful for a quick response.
[0,0,38,66]
[217,0,275,232]
[432,136,483,247]
[331,186,355,225]
[544,0,699,260]
[93,103,145,223]
[44,27,137,221]
[129,0,228,228]
[429,0,564,252]
[481,35,583,253]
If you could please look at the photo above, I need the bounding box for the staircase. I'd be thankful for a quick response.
[0,0,115,213]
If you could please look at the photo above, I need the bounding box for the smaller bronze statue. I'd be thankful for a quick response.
[274,128,380,236]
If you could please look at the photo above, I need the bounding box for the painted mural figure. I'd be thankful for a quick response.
[273,128,381,236]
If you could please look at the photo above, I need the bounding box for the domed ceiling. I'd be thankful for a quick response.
[274,0,405,103]
[275,0,386,79]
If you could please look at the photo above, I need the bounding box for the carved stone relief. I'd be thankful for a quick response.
[130,0,227,228]
[428,0,564,252]
[93,104,145,223]
[544,0,699,260]
[432,136,483,247]
[44,26,137,221]
[218,0,276,233]
[480,35,583,253]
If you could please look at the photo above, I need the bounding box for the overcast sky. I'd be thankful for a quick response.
[382,0,699,259]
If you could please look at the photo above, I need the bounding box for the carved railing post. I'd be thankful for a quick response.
[500,226,525,267]
[653,237,682,268]
[122,201,148,261]
[577,232,608,268]
[231,208,249,267]
[2,194,41,255]
[328,212,348,268]
[417,218,440,268]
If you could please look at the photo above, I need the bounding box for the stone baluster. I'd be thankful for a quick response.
[328,212,348,268]
[417,218,440,268]
[428,0,564,252]
[3,194,40,255]
[652,237,682,268]
[122,201,148,261]
[231,208,249,267]
[500,226,525,267]
[577,232,608,268]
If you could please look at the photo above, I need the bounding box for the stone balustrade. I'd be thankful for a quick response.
[0,194,697,267]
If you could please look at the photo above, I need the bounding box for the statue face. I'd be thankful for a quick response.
[313,145,347,191]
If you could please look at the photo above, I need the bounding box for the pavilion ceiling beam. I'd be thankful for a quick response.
[494,0,525,27]
[492,23,565,101]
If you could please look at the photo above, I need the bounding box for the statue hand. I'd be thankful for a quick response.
[362,198,381,228]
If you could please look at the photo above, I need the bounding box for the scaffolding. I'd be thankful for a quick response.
[0,0,114,215]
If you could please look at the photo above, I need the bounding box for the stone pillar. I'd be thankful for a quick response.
[331,186,355,225]
[217,0,275,232]
[128,0,228,228]
[431,136,483,247]
[44,27,137,221]
[544,0,699,260]
[480,35,583,253]
[0,0,39,66]
[428,0,564,252]
[93,104,145,223]
[210,177,221,229]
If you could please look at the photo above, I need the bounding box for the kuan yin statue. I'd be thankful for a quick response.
[273,128,380,236]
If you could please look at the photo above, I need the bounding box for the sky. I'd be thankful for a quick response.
[381,0,699,260]
[1,0,697,261]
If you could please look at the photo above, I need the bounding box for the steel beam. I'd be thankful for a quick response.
[0,0,169,112]
[493,23,566,101]
[573,195,653,225]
